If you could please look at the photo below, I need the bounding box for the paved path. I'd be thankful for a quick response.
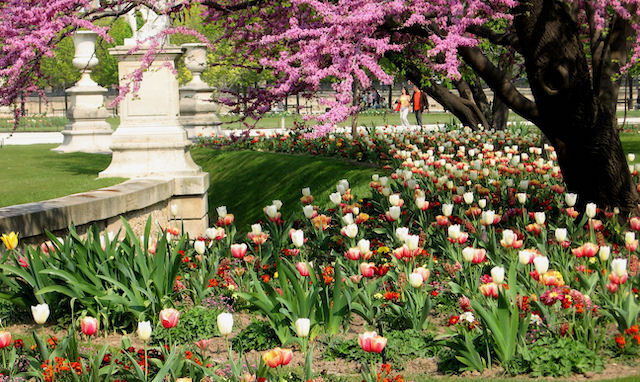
[2,117,640,146]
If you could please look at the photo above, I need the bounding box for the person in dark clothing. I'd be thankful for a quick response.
[411,84,429,127]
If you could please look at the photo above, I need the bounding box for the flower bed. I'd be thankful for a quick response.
[1,126,639,381]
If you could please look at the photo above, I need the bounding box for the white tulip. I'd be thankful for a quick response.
[442,203,453,217]
[448,225,461,240]
[329,192,342,205]
[519,250,533,265]
[303,205,315,219]
[554,228,567,242]
[170,203,179,218]
[216,206,227,218]
[194,240,206,256]
[302,187,311,197]
[533,256,549,274]
[611,258,628,277]
[462,247,475,262]
[294,318,311,338]
[204,227,216,240]
[342,213,354,225]
[388,206,401,221]
[534,212,546,225]
[478,199,487,209]
[460,311,475,323]
[395,227,409,242]
[416,196,428,210]
[379,176,389,187]
[626,232,636,244]
[272,200,283,210]
[481,210,495,225]
[463,192,474,204]
[599,246,611,261]
[265,204,278,218]
[251,224,262,235]
[372,174,379,182]
[291,230,305,248]
[406,235,420,250]
[408,272,424,288]
[585,202,597,218]
[137,321,152,341]
[565,193,578,207]
[358,239,370,255]
[344,224,358,238]
[217,313,234,336]
[389,194,401,206]
[382,187,391,197]
[31,303,50,325]
[516,193,527,204]
[491,266,505,285]
[629,153,636,162]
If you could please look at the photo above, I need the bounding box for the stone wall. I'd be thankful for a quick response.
[0,177,209,245]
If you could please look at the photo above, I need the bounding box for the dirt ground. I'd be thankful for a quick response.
[7,313,640,381]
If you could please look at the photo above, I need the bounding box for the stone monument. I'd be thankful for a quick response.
[99,6,209,235]
[52,30,112,154]
[179,43,221,140]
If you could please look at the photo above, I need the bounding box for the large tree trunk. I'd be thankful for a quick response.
[514,0,640,212]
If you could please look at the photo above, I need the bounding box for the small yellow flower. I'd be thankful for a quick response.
[588,257,596,264]
[1,232,18,250]
[373,293,383,299]
[274,272,279,279]
[378,246,390,254]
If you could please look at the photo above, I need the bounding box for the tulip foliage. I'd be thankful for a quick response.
[1,127,640,379]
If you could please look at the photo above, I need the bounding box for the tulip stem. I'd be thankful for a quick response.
[144,342,148,382]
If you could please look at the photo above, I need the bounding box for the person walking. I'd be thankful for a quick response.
[399,87,411,127]
[411,84,429,127]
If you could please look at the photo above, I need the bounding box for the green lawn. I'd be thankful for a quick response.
[190,148,381,230]
[3,109,640,132]
[0,144,124,207]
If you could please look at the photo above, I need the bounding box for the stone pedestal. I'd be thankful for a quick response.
[179,44,221,140]
[99,45,202,178]
[53,31,112,154]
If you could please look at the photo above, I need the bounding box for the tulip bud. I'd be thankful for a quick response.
[342,213,354,225]
[31,303,50,325]
[478,199,487,209]
[599,246,611,261]
[170,203,179,218]
[565,193,577,207]
[611,258,628,277]
[80,316,98,336]
[302,187,311,197]
[216,206,227,218]
[291,230,305,248]
[294,318,310,338]
[265,205,278,219]
[519,250,533,265]
[585,202,597,218]
[516,193,527,204]
[442,203,453,217]
[0,331,11,348]
[329,192,342,205]
[251,224,262,235]
[217,313,234,336]
[137,321,152,341]
[342,224,358,239]
[408,272,423,288]
[388,206,401,221]
[303,205,315,219]
[462,247,475,262]
[358,239,370,256]
[491,266,505,285]
[533,256,549,274]
[160,308,180,329]
[554,228,567,242]
[534,212,545,225]
[463,192,474,204]
[395,227,409,242]
[194,240,206,256]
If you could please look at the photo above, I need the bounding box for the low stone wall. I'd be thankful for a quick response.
[0,175,209,245]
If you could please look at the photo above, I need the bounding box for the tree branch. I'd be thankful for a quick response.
[201,0,265,13]
[458,45,540,123]
[597,14,631,111]
[465,25,521,52]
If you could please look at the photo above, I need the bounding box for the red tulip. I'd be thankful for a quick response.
[360,262,376,278]
[295,262,310,277]
[231,243,248,259]
[80,316,98,336]
[159,308,180,329]
[358,331,387,353]
[0,331,11,348]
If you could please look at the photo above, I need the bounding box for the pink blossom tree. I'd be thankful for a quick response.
[1,0,640,211]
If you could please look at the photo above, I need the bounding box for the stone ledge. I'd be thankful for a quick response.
[0,177,174,237]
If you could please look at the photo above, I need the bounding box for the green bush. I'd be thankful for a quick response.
[231,320,280,352]
[523,337,603,377]
[152,306,222,346]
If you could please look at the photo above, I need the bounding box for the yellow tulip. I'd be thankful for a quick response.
[1,232,18,250]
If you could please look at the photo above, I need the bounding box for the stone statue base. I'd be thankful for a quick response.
[100,45,202,178]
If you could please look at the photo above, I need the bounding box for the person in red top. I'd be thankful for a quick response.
[411,84,429,127]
